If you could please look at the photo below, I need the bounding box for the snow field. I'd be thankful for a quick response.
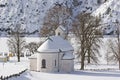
[0,57,29,77]
[10,69,120,80]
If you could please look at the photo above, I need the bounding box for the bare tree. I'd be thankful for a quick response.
[106,20,120,69]
[106,39,118,65]
[25,42,42,54]
[72,12,101,70]
[116,20,120,70]
[105,48,110,65]
[106,39,119,64]
[7,24,26,62]
[87,37,102,64]
[40,4,71,37]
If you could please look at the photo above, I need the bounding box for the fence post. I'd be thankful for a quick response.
[0,76,2,80]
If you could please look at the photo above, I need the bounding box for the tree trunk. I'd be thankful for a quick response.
[119,60,120,70]
[17,42,20,62]
[117,21,120,69]
[32,51,34,54]
[17,53,20,62]
[17,35,20,62]
[81,55,85,70]
[88,49,91,64]
[80,45,85,70]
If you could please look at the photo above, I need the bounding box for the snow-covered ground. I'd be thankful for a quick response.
[0,56,119,80]
[10,67,120,80]
[0,37,120,80]
[75,63,119,70]
[0,57,29,77]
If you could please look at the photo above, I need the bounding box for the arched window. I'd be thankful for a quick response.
[42,59,46,68]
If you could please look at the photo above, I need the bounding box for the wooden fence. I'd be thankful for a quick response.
[0,69,27,80]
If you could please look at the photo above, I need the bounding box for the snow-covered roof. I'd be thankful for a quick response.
[62,52,74,60]
[37,36,74,53]
[29,54,37,59]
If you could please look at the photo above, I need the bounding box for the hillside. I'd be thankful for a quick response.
[93,0,120,35]
[0,0,117,36]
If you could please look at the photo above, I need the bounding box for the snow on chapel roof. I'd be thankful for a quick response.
[62,51,74,60]
[29,53,37,59]
[37,36,73,53]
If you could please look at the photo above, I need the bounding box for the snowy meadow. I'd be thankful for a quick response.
[0,37,120,80]
[0,57,119,80]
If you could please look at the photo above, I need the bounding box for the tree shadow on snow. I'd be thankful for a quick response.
[46,70,120,78]
[70,70,120,77]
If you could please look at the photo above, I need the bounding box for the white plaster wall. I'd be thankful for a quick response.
[55,28,66,39]
[37,52,74,72]
[29,58,37,71]
[61,60,74,72]
[37,53,40,71]
[38,53,59,72]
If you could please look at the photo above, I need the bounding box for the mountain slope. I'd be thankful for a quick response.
[0,0,56,36]
[93,0,120,35]
[0,0,114,36]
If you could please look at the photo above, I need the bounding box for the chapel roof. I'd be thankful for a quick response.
[29,53,37,59]
[37,36,73,53]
